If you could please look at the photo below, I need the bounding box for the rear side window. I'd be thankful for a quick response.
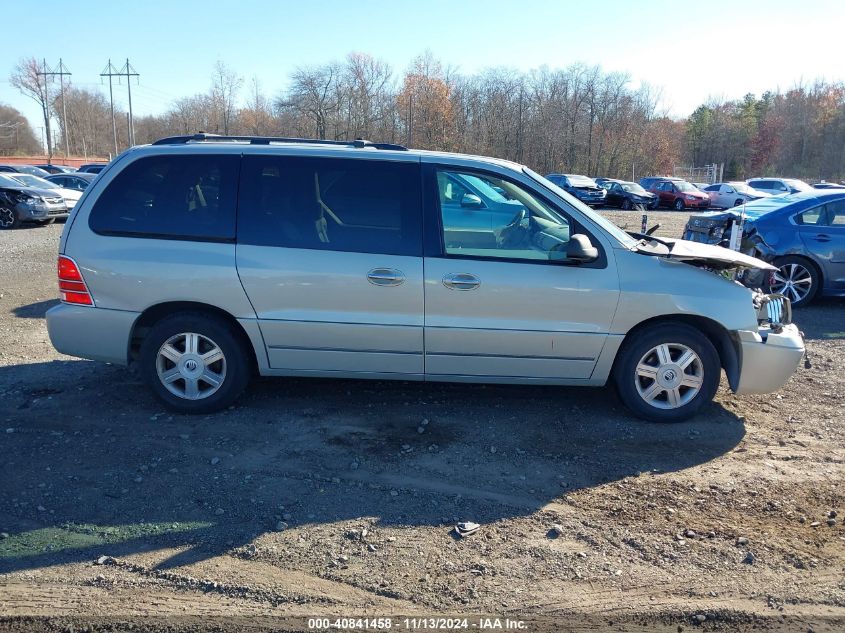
[89,155,239,241]
[237,156,422,256]
[796,206,826,225]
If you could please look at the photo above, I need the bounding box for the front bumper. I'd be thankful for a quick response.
[734,324,804,394]
[15,202,69,221]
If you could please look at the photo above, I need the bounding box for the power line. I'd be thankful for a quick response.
[35,58,73,160]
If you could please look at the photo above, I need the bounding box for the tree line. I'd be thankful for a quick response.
[3,53,844,181]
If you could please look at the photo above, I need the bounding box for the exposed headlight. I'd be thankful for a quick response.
[15,194,42,206]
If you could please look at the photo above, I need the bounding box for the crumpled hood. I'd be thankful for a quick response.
[658,237,776,271]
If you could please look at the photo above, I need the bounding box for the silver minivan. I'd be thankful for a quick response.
[47,135,805,422]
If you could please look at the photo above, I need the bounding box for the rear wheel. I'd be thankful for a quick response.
[673,198,685,211]
[139,312,252,414]
[614,323,720,422]
[768,256,819,307]
[0,206,21,230]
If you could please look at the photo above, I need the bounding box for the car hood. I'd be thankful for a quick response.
[55,187,82,200]
[9,186,62,199]
[658,237,776,271]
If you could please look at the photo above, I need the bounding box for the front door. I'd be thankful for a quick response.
[423,165,620,381]
[236,154,425,376]
[799,199,845,291]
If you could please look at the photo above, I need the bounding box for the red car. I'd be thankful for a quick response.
[648,178,710,210]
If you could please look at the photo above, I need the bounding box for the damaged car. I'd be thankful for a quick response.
[683,190,845,306]
[48,135,804,422]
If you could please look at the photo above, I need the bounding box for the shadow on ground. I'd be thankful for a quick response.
[11,299,59,319]
[795,297,845,341]
[0,357,746,575]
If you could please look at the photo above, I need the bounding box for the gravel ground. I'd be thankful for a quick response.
[1,213,844,633]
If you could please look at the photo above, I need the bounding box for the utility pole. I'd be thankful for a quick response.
[39,60,73,159]
[119,59,139,146]
[35,59,53,161]
[100,59,121,155]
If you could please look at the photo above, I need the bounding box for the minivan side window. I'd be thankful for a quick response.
[238,156,422,256]
[89,155,239,241]
[436,167,581,263]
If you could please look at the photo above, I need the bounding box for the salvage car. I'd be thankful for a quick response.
[648,177,711,210]
[0,173,68,229]
[544,173,607,207]
[601,179,659,209]
[9,173,82,211]
[47,134,804,422]
[702,181,770,208]
[683,190,845,306]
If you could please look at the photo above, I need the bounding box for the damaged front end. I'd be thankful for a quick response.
[682,209,775,289]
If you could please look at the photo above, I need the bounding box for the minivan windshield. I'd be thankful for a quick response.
[525,168,638,248]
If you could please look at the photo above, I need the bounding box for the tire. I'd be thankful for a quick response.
[733,199,743,207]
[613,322,721,422]
[621,198,632,210]
[768,256,819,308]
[0,206,21,230]
[673,198,685,211]
[139,312,252,414]
[37,218,56,226]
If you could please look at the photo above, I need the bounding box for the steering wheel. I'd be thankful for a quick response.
[498,207,531,248]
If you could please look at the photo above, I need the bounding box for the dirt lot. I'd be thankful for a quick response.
[1,212,844,632]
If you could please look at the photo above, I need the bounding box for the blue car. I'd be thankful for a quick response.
[545,173,607,207]
[683,190,845,306]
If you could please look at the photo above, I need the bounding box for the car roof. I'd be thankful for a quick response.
[118,139,529,174]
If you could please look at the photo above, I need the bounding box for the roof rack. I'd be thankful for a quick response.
[151,133,408,151]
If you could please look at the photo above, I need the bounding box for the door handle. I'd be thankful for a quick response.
[443,272,481,291]
[367,268,405,286]
[813,234,831,242]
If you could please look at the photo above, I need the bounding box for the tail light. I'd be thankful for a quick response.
[58,256,93,306]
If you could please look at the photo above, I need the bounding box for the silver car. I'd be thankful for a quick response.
[46,135,805,422]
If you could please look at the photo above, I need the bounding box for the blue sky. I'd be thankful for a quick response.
[2,0,843,131]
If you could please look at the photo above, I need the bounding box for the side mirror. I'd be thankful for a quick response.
[461,193,483,209]
[565,234,599,263]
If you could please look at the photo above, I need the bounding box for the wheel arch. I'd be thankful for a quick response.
[129,301,259,371]
[613,314,740,391]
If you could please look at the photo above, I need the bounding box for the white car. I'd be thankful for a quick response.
[702,182,770,208]
[9,173,83,209]
[746,177,813,196]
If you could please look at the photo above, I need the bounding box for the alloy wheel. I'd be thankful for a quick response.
[634,343,704,410]
[0,207,15,229]
[770,263,813,304]
[155,332,227,401]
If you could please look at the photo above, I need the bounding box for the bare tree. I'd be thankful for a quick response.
[10,57,52,158]
[0,103,41,155]
[210,61,243,135]
[279,64,341,139]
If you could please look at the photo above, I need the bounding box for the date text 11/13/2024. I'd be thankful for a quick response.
[307,618,528,630]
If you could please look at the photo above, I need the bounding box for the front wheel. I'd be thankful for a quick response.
[37,218,56,226]
[621,198,632,210]
[674,198,685,211]
[768,256,819,307]
[0,206,21,230]
[613,323,720,422]
[139,312,252,414]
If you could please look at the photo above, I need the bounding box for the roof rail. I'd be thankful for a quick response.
[151,133,408,151]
